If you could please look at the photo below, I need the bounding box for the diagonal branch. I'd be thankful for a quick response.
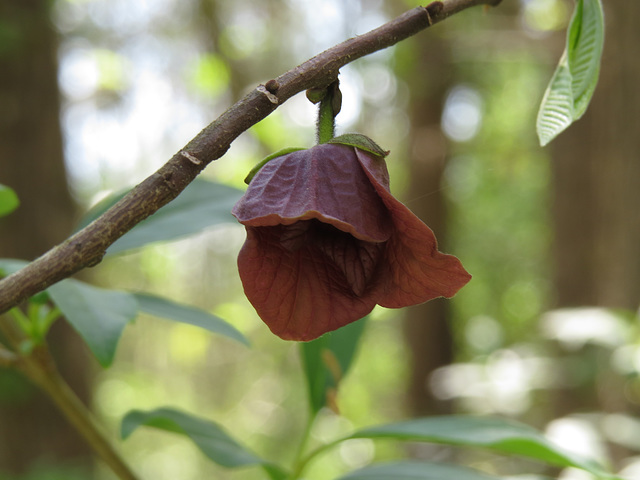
[0,0,501,314]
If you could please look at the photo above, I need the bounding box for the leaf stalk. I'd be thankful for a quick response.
[0,314,140,480]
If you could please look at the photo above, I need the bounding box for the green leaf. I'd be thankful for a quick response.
[0,184,19,217]
[121,407,288,480]
[350,416,620,480]
[329,134,389,158]
[133,293,249,347]
[0,259,134,366]
[75,179,244,255]
[567,0,604,118]
[536,55,574,147]
[337,461,505,480]
[48,280,137,367]
[300,317,367,414]
[536,0,604,146]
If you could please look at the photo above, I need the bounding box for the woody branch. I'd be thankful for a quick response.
[0,0,501,314]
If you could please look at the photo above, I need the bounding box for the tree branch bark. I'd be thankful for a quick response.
[0,0,501,314]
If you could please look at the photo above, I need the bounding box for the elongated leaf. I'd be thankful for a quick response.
[0,184,19,217]
[338,461,504,480]
[134,293,249,346]
[536,56,574,147]
[121,407,288,480]
[0,259,134,366]
[567,0,604,118]
[301,316,367,414]
[48,280,137,367]
[76,179,244,255]
[350,416,620,480]
[536,0,604,146]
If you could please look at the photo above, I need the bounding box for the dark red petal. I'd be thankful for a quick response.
[238,224,377,341]
[232,144,393,242]
[313,222,385,296]
[355,149,472,306]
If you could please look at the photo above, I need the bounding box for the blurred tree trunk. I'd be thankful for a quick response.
[398,34,456,417]
[195,0,247,101]
[0,0,91,473]
[552,0,640,312]
[551,0,640,427]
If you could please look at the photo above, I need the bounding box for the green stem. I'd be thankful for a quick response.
[316,80,341,144]
[24,350,140,480]
[317,97,335,144]
[9,306,32,336]
[36,306,62,341]
[288,414,315,479]
[0,314,140,480]
[290,437,344,479]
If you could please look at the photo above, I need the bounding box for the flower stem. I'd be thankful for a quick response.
[316,80,341,144]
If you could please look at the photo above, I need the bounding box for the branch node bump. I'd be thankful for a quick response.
[265,79,279,93]
[87,253,104,268]
[257,85,279,105]
[425,1,444,20]
[180,151,203,165]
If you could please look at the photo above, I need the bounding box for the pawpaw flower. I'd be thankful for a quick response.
[232,141,470,341]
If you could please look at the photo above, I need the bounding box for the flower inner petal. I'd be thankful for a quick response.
[277,219,384,297]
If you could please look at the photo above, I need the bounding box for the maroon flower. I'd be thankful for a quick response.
[232,143,470,341]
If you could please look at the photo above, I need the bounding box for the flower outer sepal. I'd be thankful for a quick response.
[244,147,306,184]
[328,133,389,158]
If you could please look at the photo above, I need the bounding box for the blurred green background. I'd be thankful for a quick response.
[1,0,639,479]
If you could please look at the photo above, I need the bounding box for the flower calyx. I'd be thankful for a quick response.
[328,133,389,159]
[244,147,305,184]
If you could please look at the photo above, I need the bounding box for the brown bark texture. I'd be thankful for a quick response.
[399,30,456,416]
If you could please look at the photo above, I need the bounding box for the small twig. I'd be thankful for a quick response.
[19,347,139,480]
[0,313,139,480]
[21,348,139,480]
[0,0,501,314]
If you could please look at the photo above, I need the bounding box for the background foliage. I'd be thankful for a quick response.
[1,0,637,480]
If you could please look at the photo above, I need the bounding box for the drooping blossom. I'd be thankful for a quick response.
[232,143,470,341]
